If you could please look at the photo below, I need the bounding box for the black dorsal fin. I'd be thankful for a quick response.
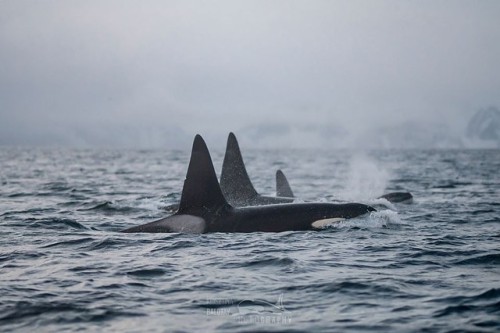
[178,135,229,215]
[220,132,259,202]
[276,169,294,198]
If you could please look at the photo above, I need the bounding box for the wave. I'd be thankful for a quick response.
[222,256,295,269]
[41,237,95,249]
[27,218,88,230]
[2,148,499,332]
[0,300,144,324]
[320,210,402,230]
[455,253,500,266]
[79,201,141,214]
[151,240,199,251]
[280,280,418,300]
[432,288,500,319]
[84,238,128,251]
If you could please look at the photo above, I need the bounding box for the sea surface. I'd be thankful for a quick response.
[0,147,499,332]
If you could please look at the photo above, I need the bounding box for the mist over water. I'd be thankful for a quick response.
[339,153,391,201]
[1,2,500,148]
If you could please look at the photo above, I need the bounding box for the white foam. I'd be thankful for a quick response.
[366,198,397,211]
[339,153,391,202]
[367,209,402,228]
[318,210,402,230]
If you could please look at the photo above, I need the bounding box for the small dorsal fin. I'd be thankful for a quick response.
[276,170,294,197]
[178,135,229,215]
[220,132,259,202]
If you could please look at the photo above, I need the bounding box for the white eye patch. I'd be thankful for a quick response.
[311,218,345,229]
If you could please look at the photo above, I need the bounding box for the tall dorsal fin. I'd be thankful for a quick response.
[178,135,229,215]
[220,132,259,202]
[276,169,294,197]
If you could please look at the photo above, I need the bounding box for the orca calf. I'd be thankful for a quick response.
[122,135,375,233]
[220,132,294,206]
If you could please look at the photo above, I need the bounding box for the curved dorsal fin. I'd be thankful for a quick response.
[220,132,259,202]
[178,135,229,215]
[276,169,294,198]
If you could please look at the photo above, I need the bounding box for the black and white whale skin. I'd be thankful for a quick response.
[122,135,375,233]
[160,132,293,213]
[161,132,412,213]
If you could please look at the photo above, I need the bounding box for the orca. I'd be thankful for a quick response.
[160,132,293,213]
[122,135,375,233]
[222,132,413,205]
[161,132,412,212]
[378,191,413,204]
[220,132,294,206]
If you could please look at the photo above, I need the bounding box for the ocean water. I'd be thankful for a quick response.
[1,147,499,332]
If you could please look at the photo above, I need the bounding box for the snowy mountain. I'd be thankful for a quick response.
[465,106,500,147]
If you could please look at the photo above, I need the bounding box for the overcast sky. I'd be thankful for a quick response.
[1,1,499,148]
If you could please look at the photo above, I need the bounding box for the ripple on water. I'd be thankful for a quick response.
[84,238,130,251]
[27,218,88,231]
[0,250,46,263]
[0,300,145,325]
[221,255,296,269]
[425,287,500,330]
[454,253,500,266]
[78,201,149,214]
[151,240,199,251]
[41,237,95,249]
[1,148,500,332]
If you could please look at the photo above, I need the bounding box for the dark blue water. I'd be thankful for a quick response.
[1,148,499,332]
